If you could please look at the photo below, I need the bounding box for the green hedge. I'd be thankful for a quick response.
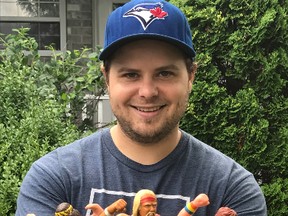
[0,28,102,215]
[171,0,288,215]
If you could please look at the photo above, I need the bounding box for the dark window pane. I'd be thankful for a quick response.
[39,22,60,35]
[112,3,125,10]
[0,21,60,50]
[0,22,33,34]
[27,23,39,35]
[39,35,59,49]
[39,3,59,17]
[39,22,60,49]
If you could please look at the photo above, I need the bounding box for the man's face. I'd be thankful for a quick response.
[138,196,157,216]
[105,39,194,144]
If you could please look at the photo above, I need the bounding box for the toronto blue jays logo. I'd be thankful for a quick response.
[123,2,168,30]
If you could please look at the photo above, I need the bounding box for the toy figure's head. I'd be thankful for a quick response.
[215,207,237,216]
[55,202,81,216]
[132,189,158,216]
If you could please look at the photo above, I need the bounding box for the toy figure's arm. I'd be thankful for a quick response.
[85,203,104,216]
[177,193,210,216]
[85,198,127,216]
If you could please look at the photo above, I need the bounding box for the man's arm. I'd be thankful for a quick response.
[16,152,66,216]
[223,167,267,216]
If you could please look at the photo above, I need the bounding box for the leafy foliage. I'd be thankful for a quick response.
[172,0,288,215]
[0,28,103,215]
[262,178,288,215]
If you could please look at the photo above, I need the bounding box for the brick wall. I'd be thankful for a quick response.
[66,0,93,50]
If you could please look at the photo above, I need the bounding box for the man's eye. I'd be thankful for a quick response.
[159,71,173,77]
[123,73,139,78]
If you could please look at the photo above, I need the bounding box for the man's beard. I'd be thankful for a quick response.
[115,99,188,144]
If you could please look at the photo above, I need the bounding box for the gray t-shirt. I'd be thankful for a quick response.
[16,128,267,215]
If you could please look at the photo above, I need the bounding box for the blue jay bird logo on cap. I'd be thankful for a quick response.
[123,2,168,30]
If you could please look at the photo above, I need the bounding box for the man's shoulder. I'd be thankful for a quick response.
[182,130,227,158]
[61,127,109,150]
[182,130,249,174]
[34,128,110,167]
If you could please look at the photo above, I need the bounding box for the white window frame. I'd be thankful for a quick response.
[92,0,129,49]
[0,0,66,56]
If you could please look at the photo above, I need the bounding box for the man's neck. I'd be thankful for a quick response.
[110,125,181,165]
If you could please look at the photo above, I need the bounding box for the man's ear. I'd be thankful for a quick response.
[100,63,106,78]
[100,64,109,88]
[188,62,197,92]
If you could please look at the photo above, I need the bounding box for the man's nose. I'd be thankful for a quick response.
[138,78,158,98]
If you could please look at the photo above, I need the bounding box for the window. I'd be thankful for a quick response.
[0,0,66,54]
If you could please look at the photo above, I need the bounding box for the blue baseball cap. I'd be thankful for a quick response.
[99,0,196,60]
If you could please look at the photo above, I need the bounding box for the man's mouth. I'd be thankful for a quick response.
[134,105,165,112]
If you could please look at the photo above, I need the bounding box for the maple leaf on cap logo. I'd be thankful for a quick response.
[150,7,168,18]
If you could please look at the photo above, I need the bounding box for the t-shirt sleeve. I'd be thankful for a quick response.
[15,150,67,216]
[222,162,267,216]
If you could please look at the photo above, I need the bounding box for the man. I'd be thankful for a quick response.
[16,0,267,215]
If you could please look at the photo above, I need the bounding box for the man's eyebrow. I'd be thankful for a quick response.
[155,64,180,71]
[116,64,180,73]
[117,67,140,73]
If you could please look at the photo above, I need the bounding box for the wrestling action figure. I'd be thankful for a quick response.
[52,189,236,216]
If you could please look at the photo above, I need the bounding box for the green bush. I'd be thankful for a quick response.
[172,0,288,215]
[262,178,288,215]
[0,28,103,215]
